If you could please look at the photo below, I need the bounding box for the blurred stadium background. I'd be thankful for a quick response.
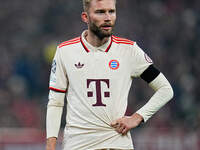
[0,0,200,149]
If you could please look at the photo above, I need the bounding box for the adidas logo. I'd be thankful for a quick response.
[75,62,84,69]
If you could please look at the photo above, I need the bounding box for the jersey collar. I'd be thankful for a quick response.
[80,30,112,53]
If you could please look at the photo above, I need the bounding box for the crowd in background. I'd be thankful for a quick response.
[0,0,199,138]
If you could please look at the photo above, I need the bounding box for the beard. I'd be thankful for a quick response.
[88,20,115,39]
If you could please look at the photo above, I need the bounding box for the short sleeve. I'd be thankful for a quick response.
[49,47,68,93]
[130,43,153,77]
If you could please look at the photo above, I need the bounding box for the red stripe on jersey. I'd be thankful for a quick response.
[80,36,112,53]
[59,40,80,48]
[112,35,132,41]
[112,38,134,45]
[60,37,80,44]
[112,36,134,44]
[59,39,80,46]
[105,37,113,52]
[80,36,90,52]
[49,87,67,93]
[59,37,80,45]
[58,37,80,48]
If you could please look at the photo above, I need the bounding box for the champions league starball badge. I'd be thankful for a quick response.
[144,53,153,63]
[109,60,120,70]
[51,60,56,73]
[50,60,56,82]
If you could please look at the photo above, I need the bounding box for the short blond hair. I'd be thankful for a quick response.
[83,0,91,12]
[83,0,116,12]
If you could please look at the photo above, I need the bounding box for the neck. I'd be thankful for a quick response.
[85,30,110,47]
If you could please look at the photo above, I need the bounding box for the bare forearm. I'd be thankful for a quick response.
[46,137,57,150]
[130,113,144,125]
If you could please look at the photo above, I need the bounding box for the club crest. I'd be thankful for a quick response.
[109,60,120,70]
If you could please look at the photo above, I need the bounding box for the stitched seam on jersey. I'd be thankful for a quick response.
[49,87,67,93]
[59,41,80,48]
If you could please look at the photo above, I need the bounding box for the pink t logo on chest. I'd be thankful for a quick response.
[87,79,110,106]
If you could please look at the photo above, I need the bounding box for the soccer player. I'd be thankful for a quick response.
[46,0,174,150]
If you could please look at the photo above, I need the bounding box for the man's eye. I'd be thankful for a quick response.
[96,10,105,14]
[109,10,115,14]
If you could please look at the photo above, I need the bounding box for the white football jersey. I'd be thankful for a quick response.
[49,31,153,150]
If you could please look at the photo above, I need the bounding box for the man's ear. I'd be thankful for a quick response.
[81,12,89,24]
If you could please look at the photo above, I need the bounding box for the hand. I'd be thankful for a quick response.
[46,137,57,150]
[111,113,143,135]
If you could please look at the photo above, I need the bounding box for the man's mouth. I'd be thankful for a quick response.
[101,25,112,30]
[102,27,112,30]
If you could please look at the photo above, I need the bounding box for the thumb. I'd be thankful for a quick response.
[111,120,118,127]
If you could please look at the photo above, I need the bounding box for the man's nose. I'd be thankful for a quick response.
[104,12,111,21]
